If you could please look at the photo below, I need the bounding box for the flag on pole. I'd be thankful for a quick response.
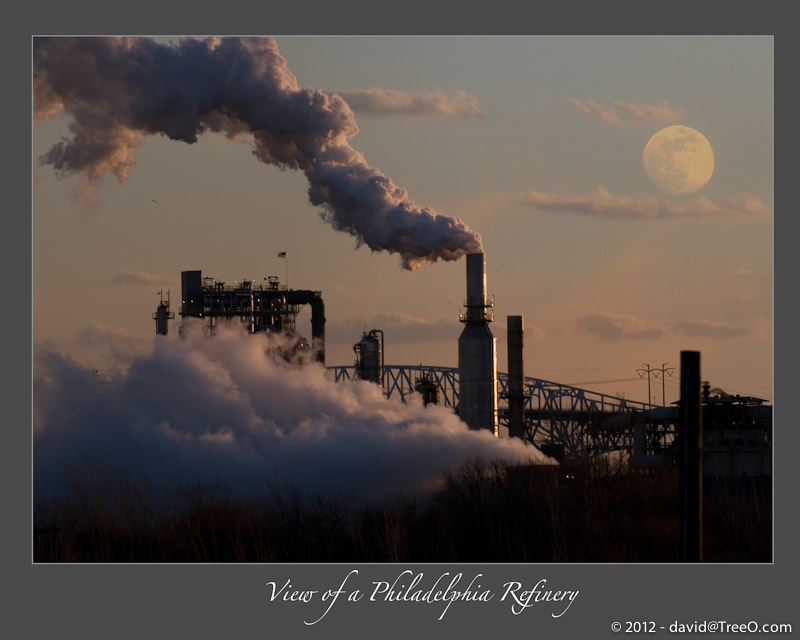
[277,252,288,287]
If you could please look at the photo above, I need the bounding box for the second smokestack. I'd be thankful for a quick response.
[507,315,525,439]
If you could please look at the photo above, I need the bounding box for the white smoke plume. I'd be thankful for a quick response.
[33,37,483,270]
[34,322,545,504]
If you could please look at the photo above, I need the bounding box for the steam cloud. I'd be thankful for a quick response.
[33,37,483,269]
[34,323,544,504]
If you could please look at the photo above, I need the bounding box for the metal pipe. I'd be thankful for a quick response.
[375,328,385,390]
[285,290,326,365]
[630,421,669,468]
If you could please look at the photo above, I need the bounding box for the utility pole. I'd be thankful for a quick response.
[652,362,676,406]
[679,350,703,562]
[637,363,655,406]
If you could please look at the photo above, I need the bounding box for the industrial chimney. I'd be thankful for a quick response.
[507,315,525,439]
[458,252,499,435]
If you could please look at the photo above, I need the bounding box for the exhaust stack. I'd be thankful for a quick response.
[458,253,498,435]
[507,315,525,439]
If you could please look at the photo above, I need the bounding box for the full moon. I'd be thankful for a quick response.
[643,125,715,195]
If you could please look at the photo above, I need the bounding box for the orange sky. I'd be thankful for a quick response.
[33,36,772,405]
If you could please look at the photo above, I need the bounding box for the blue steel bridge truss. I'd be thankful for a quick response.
[328,365,654,457]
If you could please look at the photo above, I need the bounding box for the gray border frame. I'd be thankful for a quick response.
[11,2,793,637]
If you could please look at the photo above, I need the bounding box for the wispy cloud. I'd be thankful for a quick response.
[496,319,547,343]
[615,100,684,123]
[522,187,770,219]
[577,311,664,342]
[327,311,458,346]
[338,88,486,118]
[72,322,153,365]
[569,97,683,125]
[367,311,458,345]
[73,322,150,346]
[111,270,175,287]
[568,98,622,125]
[723,266,771,280]
[674,319,750,339]
[518,321,547,343]
[724,266,755,278]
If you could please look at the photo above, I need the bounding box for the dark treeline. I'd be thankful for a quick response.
[33,458,770,563]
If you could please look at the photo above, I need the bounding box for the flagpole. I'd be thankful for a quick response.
[278,252,288,288]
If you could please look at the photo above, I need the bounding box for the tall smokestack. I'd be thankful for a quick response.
[466,251,488,310]
[458,253,498,435]
[507,315,525,439]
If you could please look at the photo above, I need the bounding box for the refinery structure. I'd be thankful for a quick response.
[155,253,772,481]
[174,269,326,363]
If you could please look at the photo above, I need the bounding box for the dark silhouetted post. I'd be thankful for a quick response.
[507,315,525,439]
[679,350,703,562]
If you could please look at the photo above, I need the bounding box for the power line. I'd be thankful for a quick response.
[539,364,641,372]
[636,363,656,406]
[651,362,675,406]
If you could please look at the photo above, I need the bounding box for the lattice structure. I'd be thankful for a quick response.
[179,270,326,363]
[328,364,654,457]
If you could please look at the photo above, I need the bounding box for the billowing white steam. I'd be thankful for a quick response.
[34,323,545,503]
[33,36,483,269]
